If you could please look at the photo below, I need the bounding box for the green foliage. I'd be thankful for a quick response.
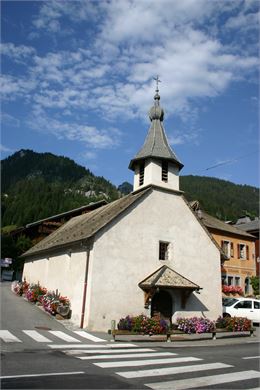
[1,150,259,229]
[250,276,260,295]
[2,150,120,227]
[180,175,259,221]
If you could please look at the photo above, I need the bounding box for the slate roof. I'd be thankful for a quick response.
[129,93,183,170]
[235,219,259,234]
[139,265,200,290]
[22,188,151,258]
[199,210,255,239]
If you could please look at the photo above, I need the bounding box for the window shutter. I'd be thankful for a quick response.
[230,242,234,257]
[237,244,240,258]
[246,245,249,260]
[221,240,224,249]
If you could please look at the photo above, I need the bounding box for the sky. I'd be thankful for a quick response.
[1,0,259,188]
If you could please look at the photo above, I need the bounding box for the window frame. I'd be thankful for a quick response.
[159,241,170,261]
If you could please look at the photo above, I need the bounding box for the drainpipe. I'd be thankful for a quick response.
[80,248,90,329]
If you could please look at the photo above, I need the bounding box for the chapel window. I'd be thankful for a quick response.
[161,161,168,182]
[159,241,170,260]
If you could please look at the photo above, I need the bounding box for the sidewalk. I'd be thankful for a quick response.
[61,319,260,348]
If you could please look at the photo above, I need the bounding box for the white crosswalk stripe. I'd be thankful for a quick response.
[73,330,105,342]
[0,330,22,343]
[65,348,155,355]
[48,343,137,349]
[242,355,260,360]
[79,352,176,360]
[95,356,201,368]
[117,362,233,379]
[22,330,52,342]
[48,331,80,342]
[145,370,260,390]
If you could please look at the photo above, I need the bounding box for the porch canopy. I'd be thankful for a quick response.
[138,265,201,308]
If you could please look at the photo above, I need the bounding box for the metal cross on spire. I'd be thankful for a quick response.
[153,75,161,92]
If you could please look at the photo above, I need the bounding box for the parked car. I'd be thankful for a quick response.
[223,298,260,324]
[222,297,240,306]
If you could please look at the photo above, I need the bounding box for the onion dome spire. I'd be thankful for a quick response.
[129,77,183,171]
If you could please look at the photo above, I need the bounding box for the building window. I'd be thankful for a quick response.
[235,277,240,286]
[221,240,231,257]
[237,243,247,259]
[139,163,145,186]
[230,242,234,257]
[227,276,233,286]
[159,241,170,260]
[161,161,168,182]
[245,277,250,295]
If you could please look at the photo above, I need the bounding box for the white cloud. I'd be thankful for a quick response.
[2,0,259,150]
[1,113,20,127]
[0,144,14,153]
[28,107,121,149]
[0,42,36,63]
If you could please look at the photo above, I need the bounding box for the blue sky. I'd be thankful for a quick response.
[1,0,259,188]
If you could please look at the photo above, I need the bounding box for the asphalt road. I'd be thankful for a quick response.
[1,282,260,389]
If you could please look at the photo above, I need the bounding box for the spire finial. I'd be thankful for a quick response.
[153,75,161,103]
[153,75,161,93]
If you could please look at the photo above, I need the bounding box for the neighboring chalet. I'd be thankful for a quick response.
[11,200,107,246]
[23,87,225,331]
[235,216,260,277]
[191,202,256,296]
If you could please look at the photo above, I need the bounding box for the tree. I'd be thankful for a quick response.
[250,276,259,296]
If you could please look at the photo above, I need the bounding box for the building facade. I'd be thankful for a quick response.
[23,87,224,331]
[191,205,256,296]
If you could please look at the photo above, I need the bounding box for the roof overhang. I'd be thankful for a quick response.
[138,265,201,292]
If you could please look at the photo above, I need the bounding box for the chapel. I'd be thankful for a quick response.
[22,83,223,331]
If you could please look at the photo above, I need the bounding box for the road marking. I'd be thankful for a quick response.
[73,331,105,342]
[79,352,176,360]
[242,356,260,360]
[0,371,85,379]
[117,362,232,379]
[48,331,80,342]
[95,356,201,368]
[48,343,137,349]
[22,330,52,343]
[0,331,22,343]
[145,370,260,390]
[65,348,155,355]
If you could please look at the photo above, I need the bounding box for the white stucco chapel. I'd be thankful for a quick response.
[22,84,223,331]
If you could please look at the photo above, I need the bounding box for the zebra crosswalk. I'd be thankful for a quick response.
[62,344,260,390]
[1,329,260,389]
[0,329,106,344]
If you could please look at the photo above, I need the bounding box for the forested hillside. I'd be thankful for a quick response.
[1,150,119,227]
[1,149,259,228]
[179,175,259,221]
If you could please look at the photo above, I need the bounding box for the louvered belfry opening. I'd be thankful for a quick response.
[161,160,168,182]
[139,162,145,186]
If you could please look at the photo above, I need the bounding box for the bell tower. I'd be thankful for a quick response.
[129,77,183,192]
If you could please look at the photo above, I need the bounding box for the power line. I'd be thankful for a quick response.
[205,150,259,172]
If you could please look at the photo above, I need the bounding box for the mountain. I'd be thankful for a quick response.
[115,177,259,222]
[1,149,259,228]
[1,149,120,227]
